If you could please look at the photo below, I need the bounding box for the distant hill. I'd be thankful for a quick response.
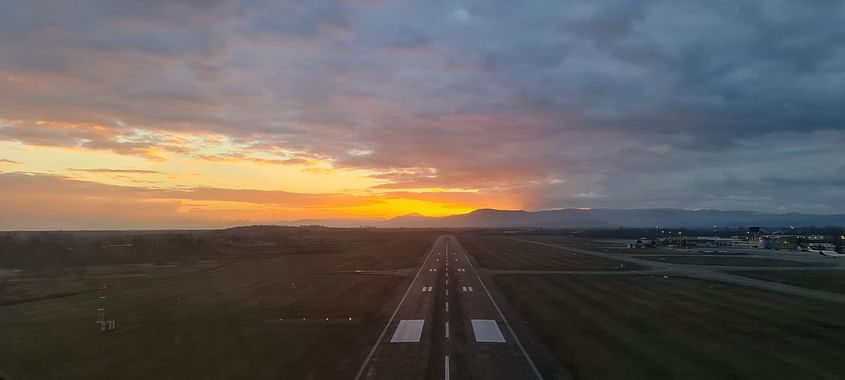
[379,209,615,228]
[283,208,845,228]
[276,218,383,228]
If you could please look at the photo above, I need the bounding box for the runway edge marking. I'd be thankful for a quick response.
[456,236,546,380]
[353,236,441,380]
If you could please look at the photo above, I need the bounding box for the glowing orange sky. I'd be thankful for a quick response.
[2,1,843,229]
[0,128,521,229]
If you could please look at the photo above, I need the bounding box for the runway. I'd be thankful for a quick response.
[356,235,544,380]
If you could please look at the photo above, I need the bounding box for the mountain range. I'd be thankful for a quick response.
[282,208,845,229]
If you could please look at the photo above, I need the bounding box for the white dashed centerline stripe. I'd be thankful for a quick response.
[445,355,450,380]
[445,322,450,338]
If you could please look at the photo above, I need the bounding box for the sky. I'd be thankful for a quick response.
[1,0,844,229]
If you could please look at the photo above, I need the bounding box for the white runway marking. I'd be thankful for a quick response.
[461,286,467,292]
[445,322,450,338]
[445,355,450,380]
[459,245,545,379]
[353,237,440,380]
[445,301,449,312]
[471,319,506,343]
[390,320,425,343]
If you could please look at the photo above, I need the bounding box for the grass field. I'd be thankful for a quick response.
[515,235,673,255]
[732,270,845,295]
[634,255,816,267]
[494,274,845,380]
[0,232,435,379]
[458,236,640,271]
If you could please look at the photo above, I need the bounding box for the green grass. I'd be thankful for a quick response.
[494,274,845,380]
[0,233,435,379]
[635,255,816,267]
[732,270,845,295]
[458,235,641,271]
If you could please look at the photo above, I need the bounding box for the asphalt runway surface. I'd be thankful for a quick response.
[356,235,545,380]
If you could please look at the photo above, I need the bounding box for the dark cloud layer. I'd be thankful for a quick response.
[1,0,844,213]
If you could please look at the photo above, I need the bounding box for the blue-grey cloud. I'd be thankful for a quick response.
[1,0,844,213]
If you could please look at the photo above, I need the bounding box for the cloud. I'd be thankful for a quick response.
[68,168,162,174]
[0,172,499,229]
[1,0,844,218]
[0,158,19,165]
[0,120,192,160]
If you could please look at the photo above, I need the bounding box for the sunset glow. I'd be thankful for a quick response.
[2,1,844,229]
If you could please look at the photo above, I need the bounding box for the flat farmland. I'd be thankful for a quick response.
[458,235,640,271]
[634,255,817,267]
[494,274,845,380]
[0,232,435,379]
[732,270,845,295]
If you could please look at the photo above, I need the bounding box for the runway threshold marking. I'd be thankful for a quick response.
[353,237,441,380]
[458,238,546,380]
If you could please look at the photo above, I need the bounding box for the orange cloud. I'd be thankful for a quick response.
[0,172,499,229]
